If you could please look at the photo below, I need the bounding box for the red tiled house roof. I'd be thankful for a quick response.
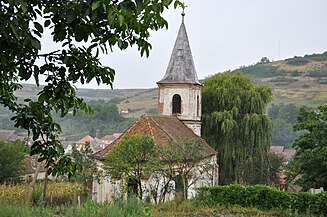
[75,135,94,145]
[95,115,216,161]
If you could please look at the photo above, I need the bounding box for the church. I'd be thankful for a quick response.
[92,15,218,203]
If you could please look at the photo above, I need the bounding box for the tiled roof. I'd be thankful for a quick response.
[75,135,94,145]
[95,115,216,160]
[113,133,122,139]
[90,138,107,152]
[0,130,16,134]
[270,146,296,161]
[101,134,116,141]
[283,149,296,161]
[270,146,285,154]
[0,133,17,141]
[157,22,201,85]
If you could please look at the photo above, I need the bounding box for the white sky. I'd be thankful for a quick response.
[42,0,327,89]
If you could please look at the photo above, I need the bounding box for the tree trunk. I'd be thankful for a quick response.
[42,168,48,206]
[183,175,187,200]
[27,161,42,202]
[138,178,142,200]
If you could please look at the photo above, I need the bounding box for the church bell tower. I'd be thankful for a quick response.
[157,14,202,136]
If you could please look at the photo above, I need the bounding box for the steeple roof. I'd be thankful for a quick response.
[157,20,201,85]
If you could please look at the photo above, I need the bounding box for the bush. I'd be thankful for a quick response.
[237,65,281,78]
[308,70,327,78]
[197,184,327,215]
[286,58,309,66]
[288,70,303,77]
[269,77,298,84]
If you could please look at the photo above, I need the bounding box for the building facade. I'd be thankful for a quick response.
[92,16,218,203]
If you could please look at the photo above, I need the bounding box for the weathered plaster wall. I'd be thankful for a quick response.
[158,84,202,135]
[93,156,218,203]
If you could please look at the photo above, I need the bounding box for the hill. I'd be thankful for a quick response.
[14,84,158,118]
[13,52,327,118]
[235,52,327,106]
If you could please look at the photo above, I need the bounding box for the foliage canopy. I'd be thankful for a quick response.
[0,0,182,176]
[105,133,161,200]
[267,103,302,147]
[0,140,26,183]
[288,103,327,190]
[202,72,274,185]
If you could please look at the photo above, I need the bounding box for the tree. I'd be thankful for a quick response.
[0,0,183,176]
[70,142,100,198]
[271,118,294,148]
[105,134,162,200]
[287,104,327,190]
[155,139,214,201]
[0,140,26,183]
[268,103,302,147]
[258,57,270,64]
[202,72,273,185]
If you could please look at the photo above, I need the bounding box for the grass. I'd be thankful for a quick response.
[0,197,319,217]
[0,197,150,217]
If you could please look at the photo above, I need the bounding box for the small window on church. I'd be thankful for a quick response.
[172,94,181,114]
[197,95,200,116]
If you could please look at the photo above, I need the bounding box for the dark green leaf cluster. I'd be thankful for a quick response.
[197,184,327,215]
[105,133,162,199]
[288,103,327,190]
[69,142,100,197]
[236,64,282,78]
[202,72,273,185]
[0,0,182,176]
[0,140,27,183]
[268,103,302,147]
[286,58,310,66]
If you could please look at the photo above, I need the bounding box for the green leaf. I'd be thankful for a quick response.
[10,23,20,39]
[118,14,124,27]
[21,1,28,12]
[91,1,101,11]
[44,20,51,27]
[34,22,43,34]
[30,37,41,50]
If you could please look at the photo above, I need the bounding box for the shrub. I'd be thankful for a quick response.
[288,70,303,77]
[308,70,327,78]
[269,77,298,84]
[237,65,281,78]
[286,58,309,66]
[197,184,327,216]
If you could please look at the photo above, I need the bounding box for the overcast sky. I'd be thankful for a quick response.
[45,0,327,89]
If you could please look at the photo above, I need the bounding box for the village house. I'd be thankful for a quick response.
[92,15,219,203]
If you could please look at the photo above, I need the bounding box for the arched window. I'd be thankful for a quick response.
[172,94,181,114]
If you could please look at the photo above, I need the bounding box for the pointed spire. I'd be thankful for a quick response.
[157,16,201,86]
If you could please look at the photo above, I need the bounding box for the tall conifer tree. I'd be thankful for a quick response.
[202,72,273,185]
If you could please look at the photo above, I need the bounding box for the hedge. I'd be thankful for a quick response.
[197,185,327,216]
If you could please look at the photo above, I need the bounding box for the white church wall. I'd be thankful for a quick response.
[93,155,218,203]
[158,84,202,136]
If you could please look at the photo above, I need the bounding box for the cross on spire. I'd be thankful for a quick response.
[181,1,186,23]
[182,8,185,23]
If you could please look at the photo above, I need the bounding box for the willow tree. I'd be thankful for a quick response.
[202,72,273,185]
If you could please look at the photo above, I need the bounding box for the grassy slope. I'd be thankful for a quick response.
[16,52,327,119]
[236,52,327,106]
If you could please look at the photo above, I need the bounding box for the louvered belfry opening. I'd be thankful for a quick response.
[172,94,181,114]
